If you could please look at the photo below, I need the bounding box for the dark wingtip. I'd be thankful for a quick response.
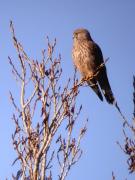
[105,95,115,105]
[98,92,104,102]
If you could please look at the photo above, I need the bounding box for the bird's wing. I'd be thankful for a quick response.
[90,42,115,104]
[87,41,104,68]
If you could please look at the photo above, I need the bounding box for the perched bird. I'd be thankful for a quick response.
[72,28,115,104]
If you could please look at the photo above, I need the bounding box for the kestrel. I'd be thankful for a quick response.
[72,28,115,104]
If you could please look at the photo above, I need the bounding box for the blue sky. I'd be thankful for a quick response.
[0,0,135,179]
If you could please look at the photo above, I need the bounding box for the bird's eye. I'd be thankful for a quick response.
[73,34,76,39]
[73,33,78,39]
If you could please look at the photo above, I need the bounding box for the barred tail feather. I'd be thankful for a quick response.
[97,68,115,104]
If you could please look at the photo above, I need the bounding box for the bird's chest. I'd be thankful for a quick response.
[72,46,95,76]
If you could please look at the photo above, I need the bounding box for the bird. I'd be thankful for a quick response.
[72,28,115,104]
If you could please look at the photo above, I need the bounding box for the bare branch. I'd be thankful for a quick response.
[10,22,87,179]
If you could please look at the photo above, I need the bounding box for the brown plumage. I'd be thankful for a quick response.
[72,28,115,104]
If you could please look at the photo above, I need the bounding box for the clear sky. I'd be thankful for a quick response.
[0,0,135,179]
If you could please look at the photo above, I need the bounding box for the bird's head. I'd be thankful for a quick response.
[73,28,92,41]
